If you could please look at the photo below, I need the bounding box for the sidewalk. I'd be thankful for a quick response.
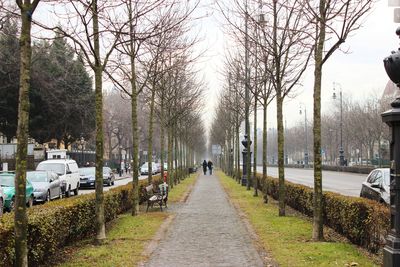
[144,172,264,267]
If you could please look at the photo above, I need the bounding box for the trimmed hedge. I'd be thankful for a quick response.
[0,175,161,266]
[258,174,389,252]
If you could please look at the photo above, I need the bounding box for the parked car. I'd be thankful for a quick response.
[140,162,157,175]
[102,167,115,186]
[0,186,4,216]
[0,172,34,211]
[27,171,62,203]
[79,167,115,188]
[360,168,390,204]
[36,159,80,197]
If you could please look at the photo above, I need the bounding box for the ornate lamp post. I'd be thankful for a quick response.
[332,82,345,166]
[79,136,85,167]
[382,27,400,266]
[241,134,252,186]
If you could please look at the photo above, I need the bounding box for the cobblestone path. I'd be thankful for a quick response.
[145,173,264,267]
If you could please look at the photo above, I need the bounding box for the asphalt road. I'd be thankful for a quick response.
[78,167,367,197]
[78,174,148,195]
[256,166,367,197]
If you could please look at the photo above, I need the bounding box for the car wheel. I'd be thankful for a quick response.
[107,178,111,186]
[46,190,51,202]
[74,184,79,196]
[0,198,3,217]
[112,181,115,186]
[65,185,71,198]
[27,195,33,208]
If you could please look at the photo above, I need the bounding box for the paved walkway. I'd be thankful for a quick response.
[145,172,264,267]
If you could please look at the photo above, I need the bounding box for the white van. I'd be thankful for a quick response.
[36,159,80,197]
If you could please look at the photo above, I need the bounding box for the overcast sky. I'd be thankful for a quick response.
[195,0,400,131]
[32,0,400,132]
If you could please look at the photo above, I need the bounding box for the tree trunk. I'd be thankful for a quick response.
[312,0,326,240]
[174,124,179,183]
[92,0,106,243]
[277,95,285,216]
[14,1,38,265]
[236,124,240,184]
[160,96,165,181]
[167,126,174,189]
[263,101,268,203]
[128,0,139,216]
[147,88,156,184]
[253,95,258,196]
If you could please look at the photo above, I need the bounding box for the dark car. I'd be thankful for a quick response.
[79,167,115,188]
[360,168,390,204]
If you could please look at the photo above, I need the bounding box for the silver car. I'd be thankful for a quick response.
[360,168,390,204]
[27,171,62,203]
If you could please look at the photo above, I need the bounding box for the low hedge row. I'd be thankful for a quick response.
[0,175,161,266]
[258,175,389,252]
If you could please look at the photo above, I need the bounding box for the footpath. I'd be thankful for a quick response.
[144,172,264,267]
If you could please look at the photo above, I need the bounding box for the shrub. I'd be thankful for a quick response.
[0,175,161,266]
[257,174,389,252]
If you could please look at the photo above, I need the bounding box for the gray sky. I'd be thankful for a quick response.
[195,0,400,130]
[32,0,400,131]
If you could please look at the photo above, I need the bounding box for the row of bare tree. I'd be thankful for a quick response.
[247,93,390,166]
[211,0,375,243]
[1,0,206,265]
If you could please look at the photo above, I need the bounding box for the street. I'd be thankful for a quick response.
[79,167,367,197]
[78,174,148,195]
[256,166,366,197]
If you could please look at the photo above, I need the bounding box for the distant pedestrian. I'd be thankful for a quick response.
[208,160,213,175]
[202,160,207,175]
[128,164,131,174]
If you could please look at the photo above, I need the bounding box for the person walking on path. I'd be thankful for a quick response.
[207,160,213,175]
[202,160,207,175]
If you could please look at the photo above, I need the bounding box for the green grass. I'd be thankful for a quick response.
[54,173,197,267]
[57,213,168,267]
[218,171,379,267]
[167,173,198,202]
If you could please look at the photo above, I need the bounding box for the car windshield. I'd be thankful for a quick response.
[384,169,390,186]
[0,175,14,187]
[79,167,95,176]
[141,163,148,168]
[103,167,111,174]
[27,172,48,182]
[37,163,65,175]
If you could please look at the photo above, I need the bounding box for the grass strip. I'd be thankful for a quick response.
[57,213,167,267]
[54,173,197,267]
[167,172,198,202]
[217,171,379,267]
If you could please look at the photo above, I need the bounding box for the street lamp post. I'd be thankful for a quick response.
[333,82,345,166]
[299,105,308,167]
[119,145,123,177]
[241,134,252,186]
[80,136,85,167]
[382,26,400,266]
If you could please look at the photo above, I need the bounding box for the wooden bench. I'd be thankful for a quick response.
[142,183,168,212]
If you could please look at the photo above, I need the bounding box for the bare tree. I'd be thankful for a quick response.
[306,0,374,240]
[260,0,312,216]
[14,1,41,265]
